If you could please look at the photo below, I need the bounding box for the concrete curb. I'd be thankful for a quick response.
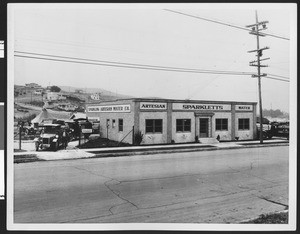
[14,142,289,163]
[88,142,289,159]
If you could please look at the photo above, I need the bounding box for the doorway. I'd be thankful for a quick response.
[199,118,209,137]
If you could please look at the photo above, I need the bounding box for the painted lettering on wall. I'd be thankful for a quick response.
[140,102,167,110]
[87,105,131,113]
[173,103,231,111]
[235,105,253,111]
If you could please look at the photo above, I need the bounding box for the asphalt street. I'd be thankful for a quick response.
[14,146,289,223]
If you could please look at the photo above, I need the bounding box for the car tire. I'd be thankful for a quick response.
[262,132,268,139]
[35,142,39,151]
[51,142,58,151]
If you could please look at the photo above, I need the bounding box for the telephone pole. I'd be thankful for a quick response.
[246,11,269,144]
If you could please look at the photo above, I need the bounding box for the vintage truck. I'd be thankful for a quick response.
[34,123,65,151]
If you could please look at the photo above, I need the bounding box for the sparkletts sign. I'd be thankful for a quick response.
[235,105,253,111]
[140,102,167,110]
[173,103,231,111]
[87,104,131,113]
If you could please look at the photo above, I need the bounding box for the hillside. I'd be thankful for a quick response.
[14,85,135,121]
[59,86,133,100]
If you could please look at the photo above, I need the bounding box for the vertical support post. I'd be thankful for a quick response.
[78,125,81,147]
[106,123,109,140]
[132,126,135,145]
[255,11,264,144]
[19,125,21,150]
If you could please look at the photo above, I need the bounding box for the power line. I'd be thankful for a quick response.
[15,53,289,83]
[267,73,289,79]
[164,9,290,41]
[15,54,252,75]
[264,76,290,82]
[14,51,253,76]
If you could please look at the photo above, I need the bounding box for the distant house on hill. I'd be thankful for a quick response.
[47,92,67,101]
[58,103,78,111]
[90,93,101,100]
[75,89,83,93]
[25,83,42,89]
[14,85,27,96]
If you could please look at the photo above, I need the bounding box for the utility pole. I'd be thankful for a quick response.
[246,11,269,144]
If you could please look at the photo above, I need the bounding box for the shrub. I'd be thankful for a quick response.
[134,131,143,145]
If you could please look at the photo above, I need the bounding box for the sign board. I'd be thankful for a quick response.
[140,102,167,110]
[235,105,253,111]
[88,117,100,122]
[172,103,231,111]
[87,105,131,113]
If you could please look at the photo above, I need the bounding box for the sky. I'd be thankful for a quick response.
[10,3,296,113]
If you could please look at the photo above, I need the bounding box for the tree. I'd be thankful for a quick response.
[50,86,61,92]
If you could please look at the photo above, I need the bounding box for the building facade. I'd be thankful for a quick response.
[86,98,257,145]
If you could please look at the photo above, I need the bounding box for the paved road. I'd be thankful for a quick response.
[14,146,289,223]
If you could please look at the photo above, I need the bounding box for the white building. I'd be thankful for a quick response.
[46,92,67,101]
[86,98,257,145]
[90,93,101,100]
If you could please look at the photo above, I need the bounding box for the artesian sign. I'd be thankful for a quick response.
[140,102,167,110]
[173,103,231,111]
[87,105,131,113]
[235,105,253,111]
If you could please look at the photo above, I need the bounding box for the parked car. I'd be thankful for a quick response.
[270,122,289,140]
[34,123,65,151]
[256,123,273,139]
[256,122,289,140]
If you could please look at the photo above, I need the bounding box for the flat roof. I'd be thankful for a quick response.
[86,97,257,105]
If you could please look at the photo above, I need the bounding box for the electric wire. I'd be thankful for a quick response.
[267,73,289,79]
[264,76,290,82]
[15,54,253,75]
[164,9,290,41]
[14,51,253,76]
[15,53,289,82]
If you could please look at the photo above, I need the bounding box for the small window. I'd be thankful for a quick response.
[176,119,191,132]
[238,118,250,130]
[118,119,123,132]
[112,119,116,128]
[145,119,163,133]
[106,119,110,127]
[216,119,228,131]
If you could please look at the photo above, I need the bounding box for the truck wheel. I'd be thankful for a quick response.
[35,142,39,151]
[51,142,58,151]
[268,134,273,139]
[262,132,268,140]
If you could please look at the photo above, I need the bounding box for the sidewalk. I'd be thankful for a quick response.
[14,138,289,163]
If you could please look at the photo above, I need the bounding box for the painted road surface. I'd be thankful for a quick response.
[14,146,289,223]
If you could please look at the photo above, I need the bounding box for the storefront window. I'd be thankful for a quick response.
[118,119,123,132]
[112,119,116,128]
[176,119,191,132]
[238,118,250,130]
[216,119,228,131]
[146,119,163,133]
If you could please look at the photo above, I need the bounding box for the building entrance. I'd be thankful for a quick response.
[199,118,209,138]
